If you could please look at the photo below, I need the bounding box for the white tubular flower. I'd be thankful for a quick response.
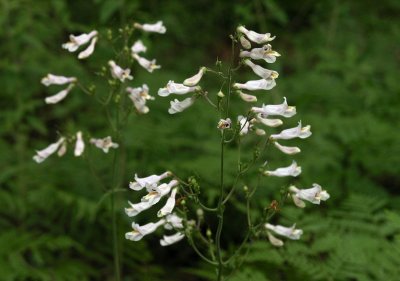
[78,37,98,59]
[33,137,66,163]
[244,60,279,80]
[251,97,296,118]
[264,161,301,177]
[253,115,283,127]
[141,180,178,203]
[289,184,330,206]
[132,53,160,73]
[168,97,195,114]
[41,74,77,86]
[158,81,200,97]
[237,91,257,102]
[217,118,232,130]
[57,141,67,157]
[131,40,147,54]
[183,67,207,86]
[160,232,185,246]
[125,200,153,217]
[239,35,252,49]
[108,60,133,82]
[129,171,171,191]
[240,44,281,63]
[265,223,303,240]
[74,131,85,156]
[164,213,184,230]
[134,21,166,34]
[125,219,166,241]
[127,84,154,114]
[62,30,98,52]
[274,142,300,155]
[233,78,276,91]
[157,188,178,217]
[267,231,284,247]
[45,84,75,104]
[238,115,252,135]
[255,128,266,136]
[237,26,275,44]
[89,136,119,153]
[270,121,312,140]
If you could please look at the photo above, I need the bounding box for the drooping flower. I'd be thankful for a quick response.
[264,161,301,177]
[265,223,303,240]
[74,131,85,156]
[274,141,300,155]
[89,136,119,153]
[183,67,207,86]
[237,26,275,44]
[233,78,276,91]
[126,181,178,217]
[45,84,75,104]
[237,91,257,102]
[134,21,166,34]
[157,188,178,217]
[168,97,196,114]
[253,115,283,127]
[239,35,252,49]
[131,40,147,54]
[33,137,66,163]
[125,201,154,217]
[240,44,281,63]
[270,121,311,140]
[251,97,296,118]
[267,231,284,247]
[244,59,279,80]
[57,141,67,157]
[141,180,178,204]
[126,84,154,114]
[125,219,166,241]
[41,74,77,86]
[158,81,200,97]
[62,30,98,52]
[217,118,232,130]
[238,115,253,135]
[78,37,98,59]
[62,30,98,59]
[289,184,330,208]
[129,171,171,191]
[132,53,161,73]
[108,60,133,82]
[164,213,184,230]
[160,232,185,246]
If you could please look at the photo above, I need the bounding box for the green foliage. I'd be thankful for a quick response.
[237,194,400,281]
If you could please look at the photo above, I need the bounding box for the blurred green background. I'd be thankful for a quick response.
[1,0,400,280]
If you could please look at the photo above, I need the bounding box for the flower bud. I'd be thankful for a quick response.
[217,91,225,98]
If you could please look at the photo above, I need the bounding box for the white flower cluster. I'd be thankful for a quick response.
[35,21,167,162]
[125,172,185,246]
[234,26,330,247]
[33,132,119,163]
[157,67,206,114]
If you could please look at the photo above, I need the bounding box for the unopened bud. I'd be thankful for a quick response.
[243,185,249,192]
[217,91,225,98]
[206,229,212,238]
[196,208,204,218]
[107,29,113,40]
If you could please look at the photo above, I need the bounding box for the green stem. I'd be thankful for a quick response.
[216,131,225,281]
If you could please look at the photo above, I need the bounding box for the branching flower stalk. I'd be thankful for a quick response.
[126,25,330,280]
[34,20,167,281]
